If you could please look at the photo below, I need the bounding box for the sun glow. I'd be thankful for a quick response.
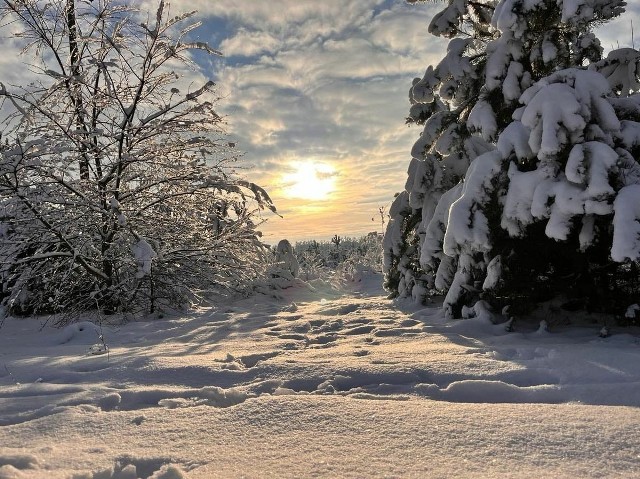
[283,161,337,200]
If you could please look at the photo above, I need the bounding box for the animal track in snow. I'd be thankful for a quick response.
[317,303,360,316]
[307,333,339,346]
[276,333,308,341]
[0,453,41,471]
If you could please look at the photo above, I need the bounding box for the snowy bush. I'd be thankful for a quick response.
[0,1,276,320]
[282,232,382,285]
[262,239,300,290]
[386,0,640,318]
[296,233,383,281]
[274,240,300,279]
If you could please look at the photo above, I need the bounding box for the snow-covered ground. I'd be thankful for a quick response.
[2,271,640,478]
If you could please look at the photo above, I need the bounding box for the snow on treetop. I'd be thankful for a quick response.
[591,48,640,95]
[519,69,619,159]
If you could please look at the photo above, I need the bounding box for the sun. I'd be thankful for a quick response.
[283,161,337,201]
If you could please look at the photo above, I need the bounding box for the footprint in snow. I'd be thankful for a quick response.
[308,333,338,346]
[238,352,280,368]
[400,319,421,327]
[374,327,423,337]
[281,303,298,313]
[277,333,308,341]
[316,302,360,316]
[343,325,376,335]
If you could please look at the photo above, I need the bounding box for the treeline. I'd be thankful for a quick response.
[294,233,383,279]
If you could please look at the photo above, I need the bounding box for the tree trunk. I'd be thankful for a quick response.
[66,0,89,180]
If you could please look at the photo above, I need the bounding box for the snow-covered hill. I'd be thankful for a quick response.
[2,272,640,478]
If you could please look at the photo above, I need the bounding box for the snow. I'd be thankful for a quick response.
[578,214,596,251]
[619,120,640,149]
[132,239,157,278]
[109,197,127,227]
[410,111,452,159]
[467,100,497,141]
[422,182,463,271]
[428,0,466,37]
[382,191,410,268]
[501,164,545,236]
[591,48,640,95]
[485,35,523,92]
[0,272,639,477]
[405,157,431,209]
[502,61,526,101]
[520,82,586,159]
[541,38,558,64]
[496,121,533,160]
[0,272,638,477]
[411,67,436,103]
[273,239,300,279]
[612,184,640,261]
[437,38,475,82]
[443,151,502,255]
[482,255,502,291]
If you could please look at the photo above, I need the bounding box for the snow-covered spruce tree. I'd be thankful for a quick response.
[0,1,276,319]
[383,0,497,302]
[386,0,640,318]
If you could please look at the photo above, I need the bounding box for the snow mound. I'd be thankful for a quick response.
[55,321,101,345]
[0,453,41,475]
[86,457,187,479]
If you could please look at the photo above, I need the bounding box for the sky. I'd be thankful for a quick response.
[172,0,640,244]
[176,0,449,243]
[2,1,638,244]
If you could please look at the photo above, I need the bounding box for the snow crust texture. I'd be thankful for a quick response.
[2,275,640,478]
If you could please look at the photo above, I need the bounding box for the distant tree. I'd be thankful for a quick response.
[295,235,383,279]
[372,205,387,232]
[0,0,276,319]
[385,0,640,318]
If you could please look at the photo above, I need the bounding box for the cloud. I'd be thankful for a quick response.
[317,169,339,180]
[170,0,384,32]
[219,29,281,57]
[200,1,637,242]
[2,0,637,244]
[366,3,448,56]
[177,1,451,241]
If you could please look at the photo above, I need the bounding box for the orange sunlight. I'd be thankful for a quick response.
[282,161,337,201]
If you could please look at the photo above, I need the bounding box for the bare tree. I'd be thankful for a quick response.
[0,0,276,320]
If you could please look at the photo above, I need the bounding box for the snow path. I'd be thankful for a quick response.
[2,274,640,477]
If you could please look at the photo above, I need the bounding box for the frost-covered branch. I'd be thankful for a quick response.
[0,0,276,319]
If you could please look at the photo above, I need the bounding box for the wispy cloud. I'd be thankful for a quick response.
[1,1,634,243]
[182,0,448,242]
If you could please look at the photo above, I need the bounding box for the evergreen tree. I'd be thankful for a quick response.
[384,0,506,304]
[385,0,640,319]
